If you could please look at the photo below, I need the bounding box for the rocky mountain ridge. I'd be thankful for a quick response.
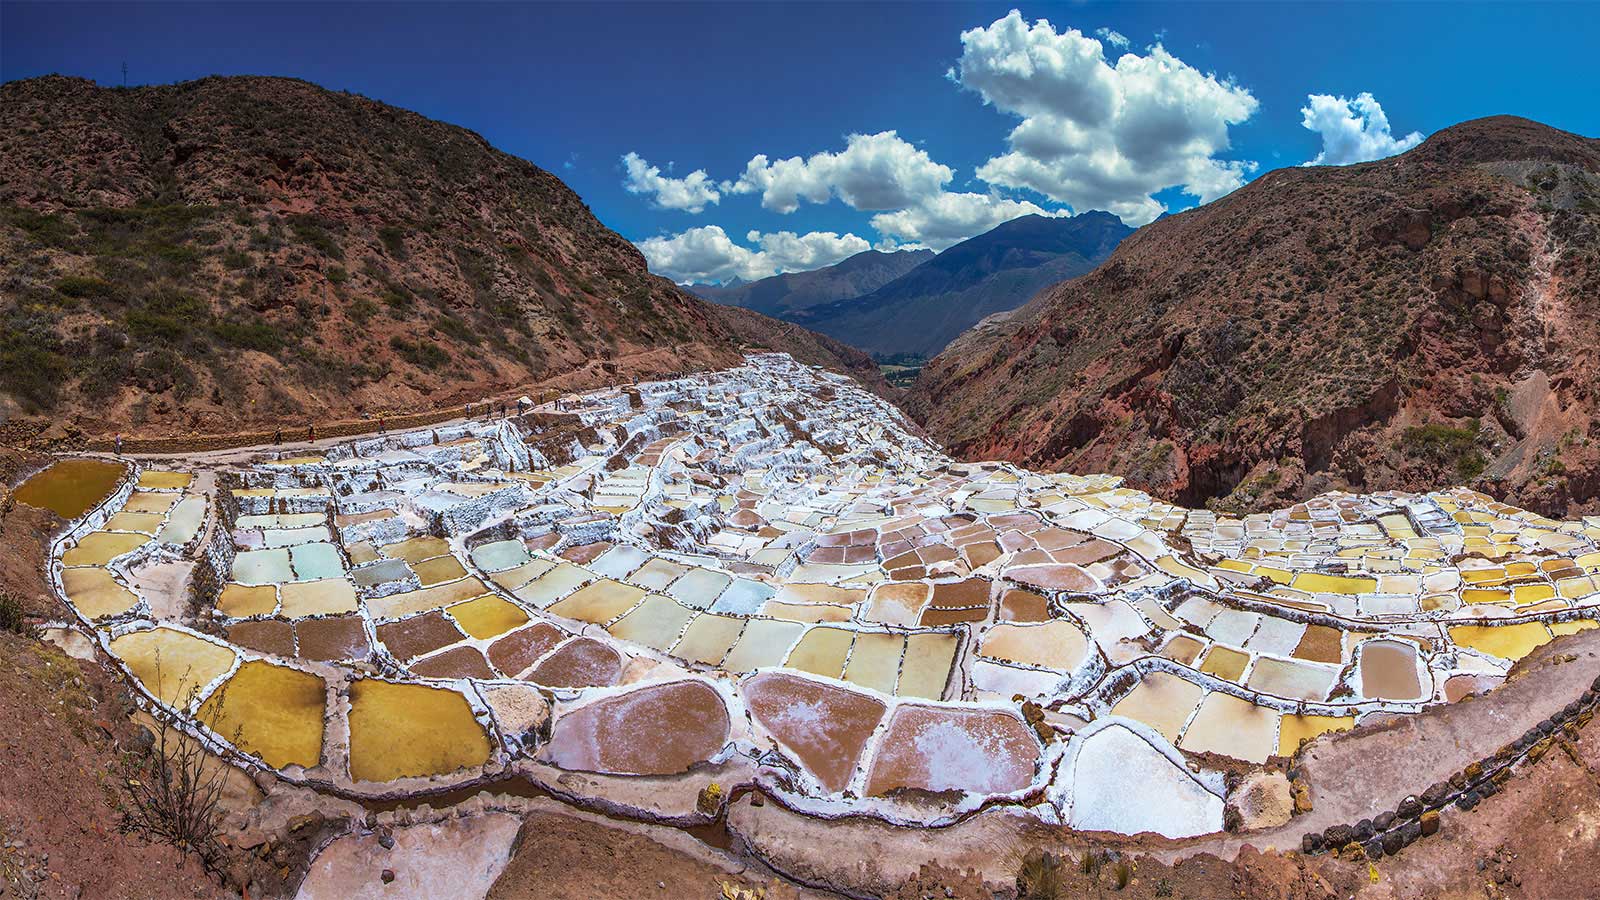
[0,74,882,440]
[910,116,1600,517]
[687,247,933,318]
[789,211,1132,357]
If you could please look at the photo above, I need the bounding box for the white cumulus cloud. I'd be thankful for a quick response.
[1300,92,1424,166]
[870,192,1059,250]
[1094,27,1129,49]
[635,226,871,284]
[724,131,955,214]
[951,10,1258,224]
[620,152,721,213]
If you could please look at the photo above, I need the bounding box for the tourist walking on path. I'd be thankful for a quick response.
[114,434,122,456]
[308,423,316,443]
[275,428,282,445]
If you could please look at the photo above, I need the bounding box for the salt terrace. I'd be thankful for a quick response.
[44,353,1600,840]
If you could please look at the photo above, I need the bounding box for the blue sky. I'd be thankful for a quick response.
[5,2,1598,283]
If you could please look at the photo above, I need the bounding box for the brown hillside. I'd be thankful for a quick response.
[910,116,1600,517]
[0,75,880,442]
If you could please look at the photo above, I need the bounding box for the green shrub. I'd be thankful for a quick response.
[389,335,448,369]
[288,214,343,259]
[377,225,408,260]
[212,317,282,352]
[0,591,28,634]
[55,275,120,302]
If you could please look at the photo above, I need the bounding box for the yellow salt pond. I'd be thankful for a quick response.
[547,579,646,625]
[447,595,530,640]
[217,583,278,618]
[606,594,694,650]
[110,627,238,706]
[1289,572,1378,595]
[842,632,902,693]
[1277,713,1355,757]
[783,626,854,678]
[1447,622,1554,660]
[198,661,325,769]
[1179,692,1278,763]
[670,614,746,665]
[13,458,125,519]
[347,679,491,782]
[61,567,139,619]
[898,632,959,699]
[136,470,193,490]
[62,531,148,566]
[278,578,359,618]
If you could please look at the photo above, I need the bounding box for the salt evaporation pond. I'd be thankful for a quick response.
[13,458,125,518]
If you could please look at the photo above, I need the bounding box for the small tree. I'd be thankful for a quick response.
[119,659,236,875]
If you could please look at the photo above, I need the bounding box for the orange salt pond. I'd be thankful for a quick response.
[1110,672,1205,743]
[544,680,729,776]
[866,705,1039,796]
[13,458,125,519]
[744,672,885,792]
[347,679,490,782]
[1178,693,1278,763]
[199,660,325,769]
[979,620,1088,671]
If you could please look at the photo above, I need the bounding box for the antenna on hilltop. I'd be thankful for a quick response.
[122,61,128,87]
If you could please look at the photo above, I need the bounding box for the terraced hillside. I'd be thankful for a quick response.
[0,75,880,442]
[32,354,1600,896]
[911,117,1600,518]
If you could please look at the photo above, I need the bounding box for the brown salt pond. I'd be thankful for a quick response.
[296,616,370,661]
[13,458,125,519]
[743,672,885,792]
[543,680,730,776]
[377,611,466,662]
[227,618,296,657]
[527,637,623,687]
[487,623,567,676]
[411,646,496,679]
[865,705,1039,796]
[347,679,491,782]
[1358,639,1424,700]
[199,660,325,769]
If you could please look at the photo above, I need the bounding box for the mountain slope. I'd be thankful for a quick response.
[789,212,1132,357]
[688,248,932,317]
[0,75,881,439]
[910,116,1600,517]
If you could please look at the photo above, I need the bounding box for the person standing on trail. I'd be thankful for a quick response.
[275,428,282,445]
[379,415,386,435]
[308,423,316,443]
[114,434,122,456]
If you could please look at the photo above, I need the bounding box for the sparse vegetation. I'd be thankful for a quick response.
[1402,421,1486,480]
[0,591,28,635]
[118,664,236,875]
